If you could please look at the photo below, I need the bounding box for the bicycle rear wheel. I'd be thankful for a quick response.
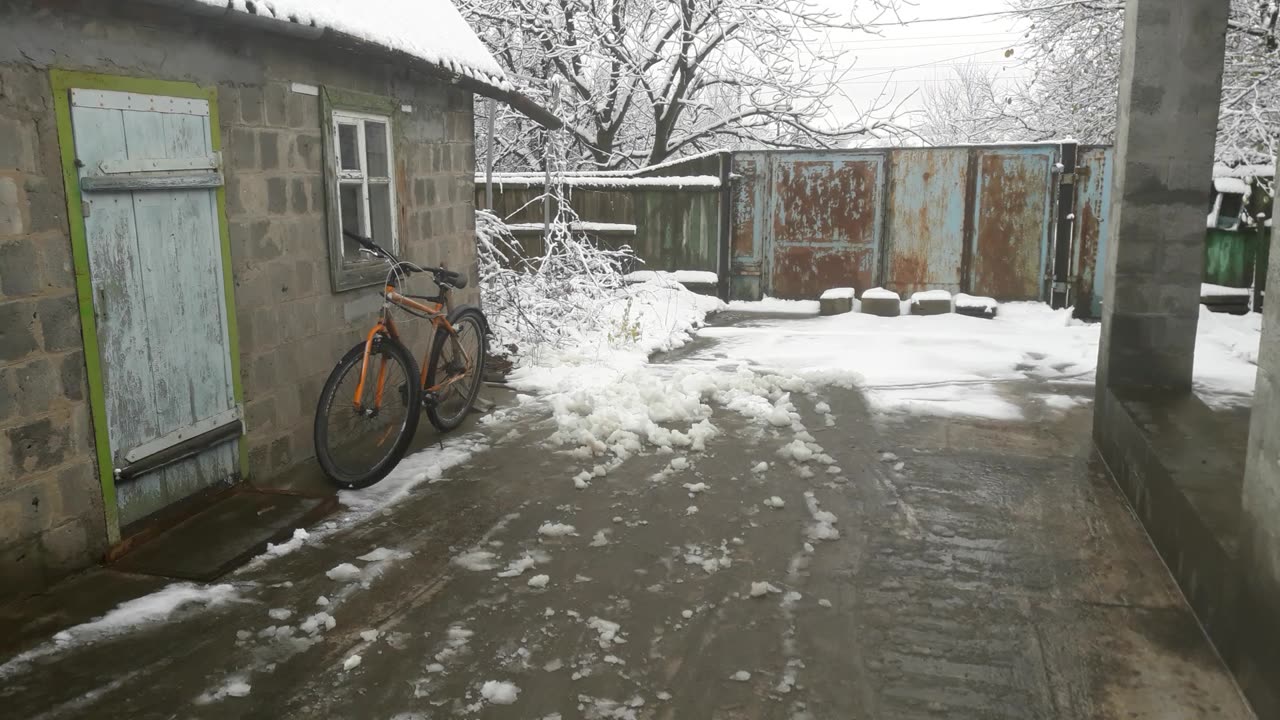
[424,308,487,432]
[314,336,421,489]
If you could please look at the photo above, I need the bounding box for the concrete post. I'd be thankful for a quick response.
[1095,0,1230,393]
[1238,160,1280,709]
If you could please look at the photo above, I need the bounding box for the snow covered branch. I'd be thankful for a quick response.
[463,0,907,171]
[915,0,1280,166]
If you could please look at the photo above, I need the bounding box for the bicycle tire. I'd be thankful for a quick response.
[424,307,488,432]
[314,336,422,489]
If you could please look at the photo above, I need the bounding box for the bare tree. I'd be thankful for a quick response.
[917,62,1034,145]
[1219,1,1280,165]
[463,0,910,171]
[996,0,1280,165]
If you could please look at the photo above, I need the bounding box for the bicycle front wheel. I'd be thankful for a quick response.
[314,336,422,489]
[424,308,488,432]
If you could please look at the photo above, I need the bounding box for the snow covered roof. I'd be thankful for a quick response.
[1214,163,1276,180]
[1214,177,1250,195]
[160,0,560,128]
[478,149,727,187]
[186,0,506,87]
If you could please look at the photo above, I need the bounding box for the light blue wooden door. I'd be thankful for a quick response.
[69,89,239,528]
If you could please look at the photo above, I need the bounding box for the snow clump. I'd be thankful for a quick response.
[481,680,521,705]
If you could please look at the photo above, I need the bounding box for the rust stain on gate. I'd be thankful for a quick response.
[729,154,766,299]
[1073,147,1113,318]
[769,154,883,299]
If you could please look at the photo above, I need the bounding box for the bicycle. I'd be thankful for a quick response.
[313,231,488,489]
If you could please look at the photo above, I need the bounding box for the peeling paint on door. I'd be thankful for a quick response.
[70,88,238,528]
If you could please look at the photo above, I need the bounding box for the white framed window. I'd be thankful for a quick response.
[331,109,397,264]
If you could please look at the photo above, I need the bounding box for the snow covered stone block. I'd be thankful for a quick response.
[1201,282,1252,315]
[954,293,998,319]
[909,289,952,316]
[859,287,900,317]
[819,287,855,315]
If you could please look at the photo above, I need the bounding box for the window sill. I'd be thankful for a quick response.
[332,261,390,293]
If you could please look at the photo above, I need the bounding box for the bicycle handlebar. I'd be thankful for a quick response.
[343,230,467,289]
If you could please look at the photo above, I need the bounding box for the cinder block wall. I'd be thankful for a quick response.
[223,78,479,477]
[0,62,105,595]
[0,0,480,599]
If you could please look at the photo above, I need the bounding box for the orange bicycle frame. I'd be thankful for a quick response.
[351,284,475,410]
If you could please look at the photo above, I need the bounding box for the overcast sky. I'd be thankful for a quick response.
[807,0,1027,131]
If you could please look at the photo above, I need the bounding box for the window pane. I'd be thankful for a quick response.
[340,182,365,258]
[369,182,393,250]
[365,121,389,177]
[338,123,360,171]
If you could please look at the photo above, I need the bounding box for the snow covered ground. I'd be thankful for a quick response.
[1,286,1262,717]
[705,299,1263,417]
[2,281,1259,702]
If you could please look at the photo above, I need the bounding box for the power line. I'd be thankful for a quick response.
[819,33,1023,48]
[837,76,1032,86]
[839,59,1021,73]
[839,60,1018,74]
[840,47,1018,83]
[856,0,1117,28]
[828,31,1023,43]
[821,38,1022,51]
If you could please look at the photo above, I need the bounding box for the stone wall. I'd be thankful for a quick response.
[0,0,480,599]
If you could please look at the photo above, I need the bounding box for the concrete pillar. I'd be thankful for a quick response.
[1239,181,1280,710]
[1096,0,1230,392]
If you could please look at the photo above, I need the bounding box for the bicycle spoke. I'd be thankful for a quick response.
[434,320,482,425]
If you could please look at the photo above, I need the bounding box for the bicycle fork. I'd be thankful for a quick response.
[352,323,400,448]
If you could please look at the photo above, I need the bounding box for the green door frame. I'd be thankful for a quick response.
[50,69,247,544]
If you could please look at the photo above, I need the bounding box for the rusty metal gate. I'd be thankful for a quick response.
[768,152,885,298]
[884,148,968,296]
[729,143,1106,307]
[1071,146,1114,318]
[969,146,1057,299]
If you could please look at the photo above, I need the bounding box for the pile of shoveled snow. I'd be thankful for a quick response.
[496,276,825,461]
[536,363,812,459]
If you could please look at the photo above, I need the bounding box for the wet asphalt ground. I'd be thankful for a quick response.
[0,312,1255,720]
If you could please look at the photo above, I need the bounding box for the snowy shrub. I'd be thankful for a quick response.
[476,96,722,369]
[475,205,642,358]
